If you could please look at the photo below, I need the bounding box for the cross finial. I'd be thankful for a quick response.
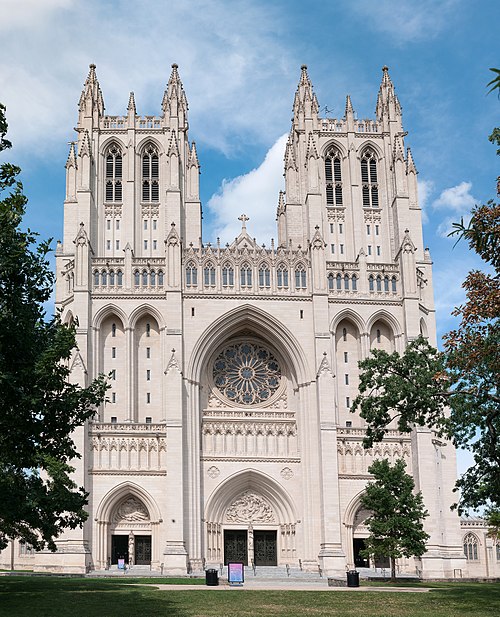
[238,213,249,230]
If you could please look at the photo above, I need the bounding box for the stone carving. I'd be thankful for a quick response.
[280,467,293,480]
[225,491,275,523]
[207,466,220,479]
[112,497,149,523]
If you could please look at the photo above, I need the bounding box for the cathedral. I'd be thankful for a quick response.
[6,62,497,579]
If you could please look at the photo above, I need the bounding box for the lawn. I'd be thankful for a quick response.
[0,576,499,617]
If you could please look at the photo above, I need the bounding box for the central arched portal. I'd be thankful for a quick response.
[205,470,297,567]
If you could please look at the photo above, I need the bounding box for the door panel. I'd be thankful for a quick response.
[135,535,151,565]
[254,530,277,566]
[224,530,248,565]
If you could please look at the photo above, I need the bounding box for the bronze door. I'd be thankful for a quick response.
[111,535,128,564]
[254,530,277,566]
[135,535,152,565]
[224,530,248,565]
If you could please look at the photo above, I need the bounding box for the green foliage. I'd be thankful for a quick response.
[0,103,108,551]
[361,459,430,582]
[352,336,449,448]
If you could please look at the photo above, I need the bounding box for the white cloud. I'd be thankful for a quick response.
[206,134,288,244]
[432,181,477,237]
[347,0,459,44]
[417,178,434,224]
[0,1,296,159]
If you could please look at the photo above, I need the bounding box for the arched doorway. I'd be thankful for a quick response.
[205,470,298,567]
[94,483,161,570]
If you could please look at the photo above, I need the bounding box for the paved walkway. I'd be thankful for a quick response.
[141,582,432,593]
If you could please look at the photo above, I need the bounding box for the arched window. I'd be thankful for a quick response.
[142,144,159,202]
[277,265,289,288]
[384,275,389,292]
[241,264,252,287]
[112,323,116,337]
[343,327,347,342]
[134,270,140,286]
[259,265,271,287]
[325,147,343,206]
[336,273,342,290]
[94,270,99,286]
[391,276,397,292]
[463,534,479,560]
[361,148,379,208]
[328,273,334,290]
[101,270,107,285]
[222,265,234,286]
[204,264,216,286]
[117,270,123,286]
[344,274,350,290]
[105,144,122,202]
[186,263,197,286]
[352,274,358,291]
[150,270,156,286]
[109,270,115,286]
[142,270,148,286]
[158,270,164,286]
[376,329,381,343]
[376,275,382,292]
[369,275,374,291]
[146,323,151,337]
[295,265,306,289]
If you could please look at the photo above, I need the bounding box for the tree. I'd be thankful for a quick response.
[0,103,108,552]
[352,71,500,513]
[360,459,429,582]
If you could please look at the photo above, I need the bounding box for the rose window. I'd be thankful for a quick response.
[212,342,282,405]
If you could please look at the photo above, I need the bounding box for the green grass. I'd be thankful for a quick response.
[0,576,498,617]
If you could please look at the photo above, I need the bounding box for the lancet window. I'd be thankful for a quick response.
[222,265,234,286]
[259,265,271,288]
[463,534,479,560]
[324,147,343,206]
[277,265,289,288]
[186,262,198,286]
[142,144,159,202]
[204,263,216,286]
[105,144,122,202]
[361,148,379,208]
[240,264,252,287]
[295,265,307,289]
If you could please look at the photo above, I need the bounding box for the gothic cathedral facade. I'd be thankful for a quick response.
[9,64,470,576]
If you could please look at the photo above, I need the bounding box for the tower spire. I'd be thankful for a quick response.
[78,63,104,119]
[292,64,319,128]
[162,63,188,127]
[376,65,403,129]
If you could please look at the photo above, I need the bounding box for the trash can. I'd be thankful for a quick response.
[346,570,360,587]
[205,568,219,586]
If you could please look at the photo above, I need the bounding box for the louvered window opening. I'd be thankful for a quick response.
[325,149,343,206]
[105,145,122,202]
[361,149,379,207]
[142,145,159,202]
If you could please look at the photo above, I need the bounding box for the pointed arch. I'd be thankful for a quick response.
[205,469,297,524]
[93,304,128,329]
[128,304,165,330]
[330,309,365,335]
[187,304,311,388]
[366,310,402,338]
[95,482,162,523]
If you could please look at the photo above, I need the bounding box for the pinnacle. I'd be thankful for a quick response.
[299,64,311,87]
[127,91,136,113]
[345,94,354,116]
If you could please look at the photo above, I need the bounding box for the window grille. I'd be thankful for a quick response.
[361,148,379,207]
[325,147,343,206]
[105,144,122,202]
[142,144,159,202]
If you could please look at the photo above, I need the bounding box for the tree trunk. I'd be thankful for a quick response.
[390,556,396,582]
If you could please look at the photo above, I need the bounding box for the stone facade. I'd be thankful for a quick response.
[3,63,494,578]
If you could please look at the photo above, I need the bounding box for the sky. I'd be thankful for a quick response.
[1,1,498,474]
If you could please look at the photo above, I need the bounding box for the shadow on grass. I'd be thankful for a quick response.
[0,577,191,617]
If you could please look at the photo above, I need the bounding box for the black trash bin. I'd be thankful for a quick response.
[205,568,219,586]
[346,570,360,587]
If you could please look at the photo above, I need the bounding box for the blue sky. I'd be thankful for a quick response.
[1,0,498,341]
